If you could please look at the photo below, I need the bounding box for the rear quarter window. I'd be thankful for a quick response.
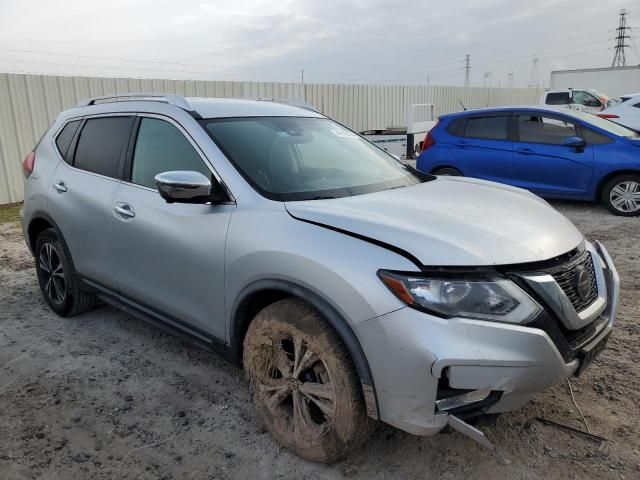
[545,92,571,105]
[55,120,81,162]
[445,118,465,136]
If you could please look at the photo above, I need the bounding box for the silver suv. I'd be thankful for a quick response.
[21,94,619,463]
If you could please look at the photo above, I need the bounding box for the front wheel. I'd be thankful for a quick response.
[601,174,640,216]
[243,298,375,463]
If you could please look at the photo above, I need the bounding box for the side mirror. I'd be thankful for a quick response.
[154,170,214,204]
[564,136,586,152]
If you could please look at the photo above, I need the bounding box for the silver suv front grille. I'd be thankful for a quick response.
[547,250,598,313]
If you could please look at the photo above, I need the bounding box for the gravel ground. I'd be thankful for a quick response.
[0,201,638,480]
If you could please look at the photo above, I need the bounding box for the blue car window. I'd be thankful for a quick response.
[463,116,508,140]
[518,115,578,145]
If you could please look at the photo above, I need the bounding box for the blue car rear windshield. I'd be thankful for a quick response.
[200,116,425,201]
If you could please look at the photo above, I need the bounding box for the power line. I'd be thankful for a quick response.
[0,27,613,85]
[612,8,631,67]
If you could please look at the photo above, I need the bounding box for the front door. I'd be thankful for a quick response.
[511,113,594,197]
[111,115,234,341]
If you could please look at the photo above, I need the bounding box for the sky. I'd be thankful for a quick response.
[0,0,638,88]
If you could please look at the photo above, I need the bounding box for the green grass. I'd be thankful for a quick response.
[0,202,22,224]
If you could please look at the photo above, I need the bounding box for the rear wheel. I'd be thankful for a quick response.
[243,298,375,463]
[601,174,640,216]
[432,167,462,176]
[35,228,96,316]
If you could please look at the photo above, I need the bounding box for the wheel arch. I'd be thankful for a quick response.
[229,278,379,419]
[595,169,640,200]
[26,211,61,255]
[430,165,463,175]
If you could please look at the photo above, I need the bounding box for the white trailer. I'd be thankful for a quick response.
[550,66,640,99]
[360,104,437,161]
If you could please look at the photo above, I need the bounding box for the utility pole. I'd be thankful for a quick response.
[464,54,471,88]
[507,72,514,88]
[301,69,304,84]
[483,71,492,88]
[528,56,540,89]
[612,9,631,67]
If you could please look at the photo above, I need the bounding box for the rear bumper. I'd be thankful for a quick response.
[355,242,619,436]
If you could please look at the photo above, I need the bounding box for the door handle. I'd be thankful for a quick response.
[53,181,67,193]
[455,141,468,147]
[113,204,135,218]
[516,148,534,155]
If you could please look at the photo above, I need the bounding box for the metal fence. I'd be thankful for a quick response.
[0,73,542,204]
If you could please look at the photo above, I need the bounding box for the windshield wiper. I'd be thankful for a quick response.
[310,195,338,200]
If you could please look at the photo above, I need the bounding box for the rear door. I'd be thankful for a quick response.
[511,113,594,197]
[47,115,134,286]
[110,115,233,341]
[447,114,514,184]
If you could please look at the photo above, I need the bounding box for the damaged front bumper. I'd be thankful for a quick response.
[354,241,619,447]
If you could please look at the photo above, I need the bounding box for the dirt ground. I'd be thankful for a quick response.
[0,201,638,480]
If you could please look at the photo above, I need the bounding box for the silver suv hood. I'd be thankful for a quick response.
[285,177,583,266]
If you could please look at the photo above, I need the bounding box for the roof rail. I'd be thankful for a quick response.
[76,93,194,112]
[258,97,318,112]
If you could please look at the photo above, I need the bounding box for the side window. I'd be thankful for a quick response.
[545,92,571,105]
[463,116,508,140]
[55,120,81,161]
[517,115,578,145]
[573,91,601,108]
[633,102,640,109]
[446,118,465,136]
[131,117,210,189]
[581,128,611,145]
[74,117,134,178]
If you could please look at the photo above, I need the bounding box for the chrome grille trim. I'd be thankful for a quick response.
[517,242,607,331]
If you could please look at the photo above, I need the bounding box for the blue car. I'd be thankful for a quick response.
[416,106,640,216]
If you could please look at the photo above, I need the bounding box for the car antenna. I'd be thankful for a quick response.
[459,100,467,111]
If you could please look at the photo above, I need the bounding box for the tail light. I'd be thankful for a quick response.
[596,113,619,119]
[22,151,35,178]
[421,130,436,153]
[420,121,439,153]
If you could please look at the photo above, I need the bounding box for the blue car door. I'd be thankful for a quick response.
[448,114,514,184]
[511,113,594,197]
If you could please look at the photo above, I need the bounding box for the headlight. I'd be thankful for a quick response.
[378,271,542,324]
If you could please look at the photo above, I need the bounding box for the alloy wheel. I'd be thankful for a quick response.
[39,242,66,304]
[253,332,336,440]
[609,180,640,213]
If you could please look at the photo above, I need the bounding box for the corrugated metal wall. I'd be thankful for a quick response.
[0,73,542,204]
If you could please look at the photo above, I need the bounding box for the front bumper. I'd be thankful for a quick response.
[355,241,619,436]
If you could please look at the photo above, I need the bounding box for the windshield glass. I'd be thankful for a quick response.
[201,117,425,201]
[567,109,640,138]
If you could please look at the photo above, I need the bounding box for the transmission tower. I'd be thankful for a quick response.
[528,56,540,89]
[464,54,471,87]
[612,9,631,67]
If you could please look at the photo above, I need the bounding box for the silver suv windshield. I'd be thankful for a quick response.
[201,116,425,201]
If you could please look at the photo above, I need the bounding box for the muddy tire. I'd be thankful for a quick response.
[34,228,96,317]
[243,298,375,463]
